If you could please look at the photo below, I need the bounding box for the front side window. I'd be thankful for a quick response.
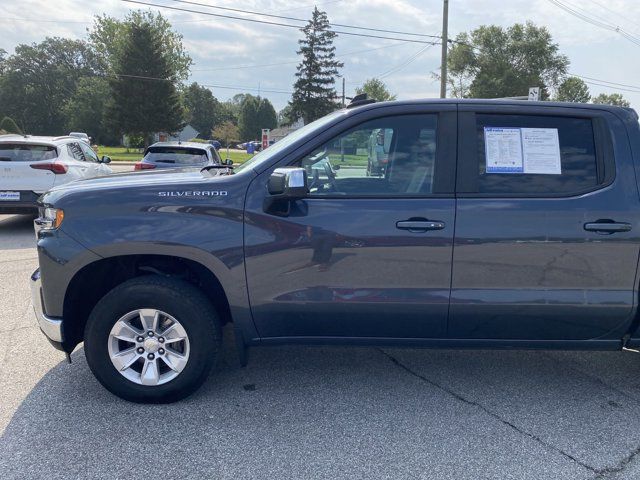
[79,142,99,162]
[293,114,438,196]
[473,114,599,195]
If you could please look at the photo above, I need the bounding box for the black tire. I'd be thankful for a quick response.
[84,275,221,403]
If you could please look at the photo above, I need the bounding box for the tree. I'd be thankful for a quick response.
[355,78,397,102]
[0,37,100,134]
[182,83,227,139]
[89,11,191,81]
[238,95,260,140]
[63,77,118,144]
[592,93,630,107]
[257,98,277,133]
[212,121,239,157]
[289,7,343,123]
[107,20,184,146]
[555,76,591,103]
[238,95,278,140]
[0,117,22,134]
[447,22,569,99]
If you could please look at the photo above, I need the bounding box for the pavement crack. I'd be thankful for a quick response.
[593,445,640,479]
[378,348,598,474]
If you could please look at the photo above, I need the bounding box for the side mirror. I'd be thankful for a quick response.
[101,155,111,164]
[224,158,233,166]
[268,167,308,199]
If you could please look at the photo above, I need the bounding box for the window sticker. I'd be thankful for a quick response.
[484,127,562,175]
[521,128,562,175]
[484,127,524,173]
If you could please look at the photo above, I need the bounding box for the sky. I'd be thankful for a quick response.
[1,0,640,111]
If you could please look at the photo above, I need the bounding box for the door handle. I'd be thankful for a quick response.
[584,221,632,234]
[396,220,445,232]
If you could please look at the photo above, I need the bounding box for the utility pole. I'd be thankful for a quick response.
[440,0,449,99]
[342,77,346,107]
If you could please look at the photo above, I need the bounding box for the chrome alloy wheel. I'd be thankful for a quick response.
[107,309,190,386]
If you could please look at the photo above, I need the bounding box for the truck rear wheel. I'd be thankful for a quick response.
[84,275,221,403]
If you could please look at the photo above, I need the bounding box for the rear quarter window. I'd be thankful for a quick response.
[0,144,57,162]
[473,114,599,195]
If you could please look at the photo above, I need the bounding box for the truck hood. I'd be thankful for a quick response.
[40,167,242,206]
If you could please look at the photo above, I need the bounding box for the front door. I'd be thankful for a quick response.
[450,106,640,340]
[244,109,457,339]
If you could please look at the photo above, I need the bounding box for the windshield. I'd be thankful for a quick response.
[233,110,347,173]
[0,144,57,162]
[144,147,208,165]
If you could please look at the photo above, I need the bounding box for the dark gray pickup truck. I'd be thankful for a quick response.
[31,98,640,403]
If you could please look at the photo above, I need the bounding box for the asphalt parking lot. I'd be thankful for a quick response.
[2,200,640,479]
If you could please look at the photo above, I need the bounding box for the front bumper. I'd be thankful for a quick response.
[30,268,65,350]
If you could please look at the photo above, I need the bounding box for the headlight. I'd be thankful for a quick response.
[35,207,64,231]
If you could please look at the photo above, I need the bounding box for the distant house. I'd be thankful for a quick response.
[122,124,200,147]
[270,118,304,143]
[153,124,199,143]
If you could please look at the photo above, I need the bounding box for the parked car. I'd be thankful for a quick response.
[237,141,262,152]
[30,98,640,403]
[0,134,111,214]
[208,140,222,150]
[134,142,222,170]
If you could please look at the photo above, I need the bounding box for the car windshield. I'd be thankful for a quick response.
[233,110,347,173]
[144,147,208,165]
[0,144,57,162]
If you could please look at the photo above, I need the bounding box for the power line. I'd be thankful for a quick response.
[191,41,410,72]
[378,44,436,80]
[167,0,443,40]
[582,0,640,33]
[570,73,640,93]
[120,0,442,45]
[547,0,640,47]
[106,71,295,94]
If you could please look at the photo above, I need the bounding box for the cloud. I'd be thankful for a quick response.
[1,0,640,109]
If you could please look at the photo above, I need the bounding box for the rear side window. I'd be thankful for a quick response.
[471,114,599,195]
[144,147,208,165]
[0,144,57,162]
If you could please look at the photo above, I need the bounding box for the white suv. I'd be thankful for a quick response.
[0,134,112,214]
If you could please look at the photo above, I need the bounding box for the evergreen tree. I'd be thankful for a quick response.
[238,95,260,140]
[289,7,343,124]
[257,98,277,134]
[108,22,184,146]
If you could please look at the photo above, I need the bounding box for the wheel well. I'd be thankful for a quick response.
[63,255,232,350]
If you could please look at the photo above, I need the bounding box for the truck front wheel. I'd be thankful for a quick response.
[84,276,221,403]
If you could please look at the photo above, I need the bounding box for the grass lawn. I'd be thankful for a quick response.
[97,146,254,165]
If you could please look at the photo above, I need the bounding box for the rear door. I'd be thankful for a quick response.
[450,105,640,341]
[0,142,57,193]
